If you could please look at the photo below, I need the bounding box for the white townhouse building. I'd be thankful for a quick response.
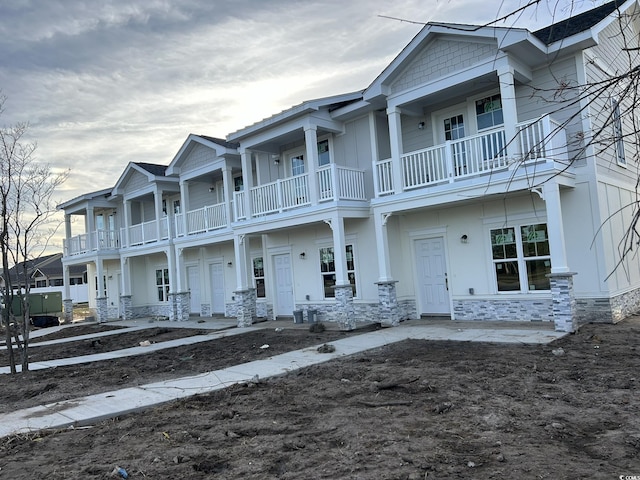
[59,1,640,332]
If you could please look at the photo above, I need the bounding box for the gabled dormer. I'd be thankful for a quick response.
[165,134,241,237]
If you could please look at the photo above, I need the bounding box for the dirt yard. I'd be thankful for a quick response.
[1,317,639,479]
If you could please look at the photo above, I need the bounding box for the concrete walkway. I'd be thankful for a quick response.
[0,319,566,438]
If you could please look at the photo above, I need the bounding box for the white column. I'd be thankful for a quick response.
[62,264,71,300]
[179,180,189,235]
[167,247,177,292]
[331,216,348,286]
[222,166,233,225]
[369,112,381,197]
[234,235,252,291]
[86,206,95,235]
[64,214,72,240]
[387,106,404,194]
[154,189,163,241]
[123,200,131,247]
[304,126,319,205]
[374,212,393,282]
[95,259,105,298]
[120,257,131,296]
[174,247,185,292]
[543,181,569,273]
[498,66,518,159]
[240,148,253,219]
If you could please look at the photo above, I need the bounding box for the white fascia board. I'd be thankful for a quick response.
[228,92,361,141]
[57,188,114,211]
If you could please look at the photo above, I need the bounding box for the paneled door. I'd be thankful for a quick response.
[273,253,294,316]
[415,237,450,315]
[187,266,200,315]
[209,262,225,314]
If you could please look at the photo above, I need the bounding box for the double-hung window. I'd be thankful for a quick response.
[319,245,357,298]
[252,257,265,298]
[611,97,626,166]
[156,268,170,302]
[491,223,551,292]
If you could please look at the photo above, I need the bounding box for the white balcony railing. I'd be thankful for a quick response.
[374,115,568,195]
[125,218,169,247]
[63,229,121,256]
[175,203,228,236]
[233,165,366,220]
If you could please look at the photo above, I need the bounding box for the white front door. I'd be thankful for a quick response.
[415,237,450,315]
[209,262,225,314]
[187,266,200,315]
[273,253,294,316]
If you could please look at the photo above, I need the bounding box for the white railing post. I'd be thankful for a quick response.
[445,140,455,183]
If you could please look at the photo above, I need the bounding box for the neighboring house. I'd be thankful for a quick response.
[1,253,88,304]
[59,1,640,332]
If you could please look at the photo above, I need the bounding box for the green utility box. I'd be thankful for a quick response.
[8,291,63,316]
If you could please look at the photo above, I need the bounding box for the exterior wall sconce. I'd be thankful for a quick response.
[299,252,306,259]
[418,121,425,130]
[460,234,468,244]
[209,186,215,192]
[272,155,280,165]
[227,261,233,268]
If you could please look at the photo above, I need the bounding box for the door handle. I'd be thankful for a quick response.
[445,273,448,291]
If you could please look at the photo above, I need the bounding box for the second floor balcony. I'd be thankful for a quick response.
[374,115,569,196]
[234,164,367,220]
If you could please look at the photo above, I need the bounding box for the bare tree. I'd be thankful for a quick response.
[0,93,69,373]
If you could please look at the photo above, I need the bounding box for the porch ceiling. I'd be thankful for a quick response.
[399,71,499,114]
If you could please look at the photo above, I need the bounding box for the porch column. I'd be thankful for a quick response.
[304,125,319,205]
[387,106,404,194]
[369,111,382,197]
[86,206,95,249]
[95,258,107,322]
[543,180,569,273]
[119,257,133,320]
[154,189,163,241]
[222,165,233,225]
[64,213,73,255]
[374,212,393,282]
[498,66,519,160]
[62,264,73,323]
[123,200,131,247]
[329,216,355,330]
[543,180,577,332]
[240,148,253,219]
[179,180,189,235]
[234,234,256,327]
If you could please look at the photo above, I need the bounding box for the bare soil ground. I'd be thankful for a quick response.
[1,317,639,479]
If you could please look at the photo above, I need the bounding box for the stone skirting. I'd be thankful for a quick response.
[200,303,211,317]
[549,273,577,333]
[453,298,554,323]
[131,303,172,319]
[168,291,190,321]
[96,297,108,323]
[334,284,355,331]
[576,286,640,324]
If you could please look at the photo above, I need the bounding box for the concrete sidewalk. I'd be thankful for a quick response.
[0,320,566,438]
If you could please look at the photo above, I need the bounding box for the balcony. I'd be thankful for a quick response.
[63,229,120,256]
[234,164,366,220]
[175,202,228,237]
[374,115,568,196]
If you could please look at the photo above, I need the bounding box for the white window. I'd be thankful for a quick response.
[475,94,503,131]
[491,224,551,292]
[611,97,626,166]
[319,245,357,298]
[291,154,305,176]
[155,268,170,302]
[318,139,330,166]
[252,257,265,298]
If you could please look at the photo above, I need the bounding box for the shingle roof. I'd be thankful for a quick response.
[4,253,84,284]
[197,135,239,150]
[533,0,622,44]
[134,162,167,176]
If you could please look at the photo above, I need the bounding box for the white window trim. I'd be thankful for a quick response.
[611,96,626,167]
[488,223,551,294]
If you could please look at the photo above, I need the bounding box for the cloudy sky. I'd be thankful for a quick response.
[0,0,604,249]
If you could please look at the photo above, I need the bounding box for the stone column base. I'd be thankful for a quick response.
[168,292,190,321]
[96,297,108,323]
[549,272,578,333]
[120,295,133,320]
[376,280,400,327]
[334,284,355,331]
[235,288,257,327]
[63,299,74,324]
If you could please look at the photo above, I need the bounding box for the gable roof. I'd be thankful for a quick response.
[197,135,239,150]
[533,0,623,44]
[135,162,167,176]
[4,253,84,285]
